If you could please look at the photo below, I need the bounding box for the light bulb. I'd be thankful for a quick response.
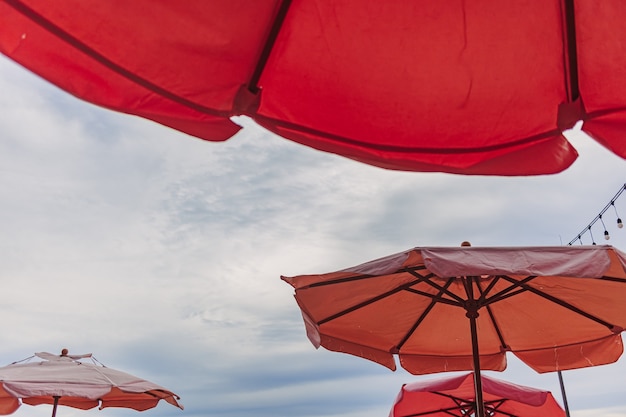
[604,230,610,240]
[618,218,623,229]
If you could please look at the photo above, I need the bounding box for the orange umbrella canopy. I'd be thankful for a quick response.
[388,372,566,417]
[0,352,183,416]
[282,245,626,375]
[1,1,626,175]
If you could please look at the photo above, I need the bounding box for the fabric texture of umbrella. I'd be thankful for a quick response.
[1,1,625,175]
[0,351,183,416]
[388,372,566,417]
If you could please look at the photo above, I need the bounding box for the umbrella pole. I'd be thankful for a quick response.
[557,371,571,417]
[51,396,59,417]
[464,273,486,417]
[468,310,486,417]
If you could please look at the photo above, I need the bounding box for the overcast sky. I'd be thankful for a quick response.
[1,53,626,417]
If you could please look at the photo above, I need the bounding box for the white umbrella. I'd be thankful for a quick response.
[0,350,183,417]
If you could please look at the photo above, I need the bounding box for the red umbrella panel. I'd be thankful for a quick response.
[1,1,626,175]
[282,245,626,417]
[389,372,566,417]
[0,351,183,417]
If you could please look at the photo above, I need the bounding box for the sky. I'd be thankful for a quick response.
[1,52,626,417]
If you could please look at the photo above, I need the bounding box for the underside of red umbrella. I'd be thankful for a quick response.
[1,1,625,175]
[389,372,566,417]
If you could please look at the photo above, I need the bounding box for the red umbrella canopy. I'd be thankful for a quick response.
[282,245,626,375]
[389,372,566,417]
[0,352,183,416]
[1,0,625,175]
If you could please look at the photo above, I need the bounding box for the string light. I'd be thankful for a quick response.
[613,202,623,229]
[567,183,626,246]
[599,215,610,240]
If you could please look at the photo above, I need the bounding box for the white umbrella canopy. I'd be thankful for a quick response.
[0,350,183,417]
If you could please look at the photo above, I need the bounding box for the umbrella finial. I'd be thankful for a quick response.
[461,241,471,247]
[61,348,68,356]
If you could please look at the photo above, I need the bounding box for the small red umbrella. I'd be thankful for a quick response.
[389,372,566,417]
[1,1,625,175]
[0,350,183,417]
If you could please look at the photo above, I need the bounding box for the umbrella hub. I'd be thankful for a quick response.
[465,300,480,318]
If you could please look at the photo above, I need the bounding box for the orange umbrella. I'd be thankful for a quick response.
[282,245,626,417]
[389,372,565,417]
[0,350,183,417]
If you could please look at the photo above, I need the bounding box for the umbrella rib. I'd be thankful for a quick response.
[498,275,617,330]
[485,275,537,304]
[404,288,461,307]
[479,276,531,348]
[304,265,429,289]
[562,0,579,101]
[407,271,467,305]
[396,278,456,351]
[397,392,477,417]
[248,0,293,94]
[475,277,511,351]
[483,287,527,305]
[479,275,537,306]
[433,392,473,405]
[317,276,431,325]
[486,399,519,417]
[475,275,502,302]
[597,275,626,283]
[482,303,509,351]
[398,403,470,417]
[3,0,231,118]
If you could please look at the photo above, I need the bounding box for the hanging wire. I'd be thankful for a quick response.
[567,183,626,245]
[588,226,596,245]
